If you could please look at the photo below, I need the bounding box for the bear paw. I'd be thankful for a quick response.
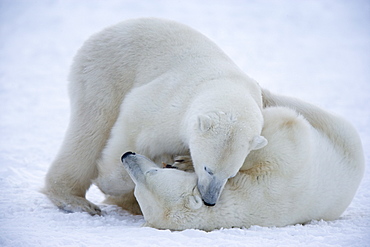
[46,193,102,216]
[170,155,194,172]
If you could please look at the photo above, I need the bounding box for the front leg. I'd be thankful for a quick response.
[94,116,137,196]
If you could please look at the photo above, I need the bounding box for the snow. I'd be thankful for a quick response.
[0,0,369,246]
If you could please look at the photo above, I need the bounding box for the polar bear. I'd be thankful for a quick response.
[43,18,267,214]
[121,90,365,231]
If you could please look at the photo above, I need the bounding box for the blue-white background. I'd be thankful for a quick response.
[1,1,369,246]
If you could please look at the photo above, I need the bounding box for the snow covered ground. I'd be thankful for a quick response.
[1,0,369,246]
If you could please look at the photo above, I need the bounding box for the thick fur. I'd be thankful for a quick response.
[122,90,364,231]
[43,18,267,214]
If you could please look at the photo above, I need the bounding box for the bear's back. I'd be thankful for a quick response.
[71,18,241,90]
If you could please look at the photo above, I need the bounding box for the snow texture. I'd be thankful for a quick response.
[0,0,369,246]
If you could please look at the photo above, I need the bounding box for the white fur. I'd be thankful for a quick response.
[43,18,265,214]
[122,90,364,231]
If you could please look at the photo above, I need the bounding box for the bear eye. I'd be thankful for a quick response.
[204,166,213,176]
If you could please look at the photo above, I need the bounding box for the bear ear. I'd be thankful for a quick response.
[185,195,202,210]
[198,115,213,132]
[250,135,268,150]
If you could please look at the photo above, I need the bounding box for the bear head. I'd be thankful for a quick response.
[187,110,267,206]
[121,152,204,230]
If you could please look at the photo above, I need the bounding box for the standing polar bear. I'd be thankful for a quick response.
[122,90,365,231]
[43,18,267,214]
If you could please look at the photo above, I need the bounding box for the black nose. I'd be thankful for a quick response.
[121,151,136,162]
[202,199,215,207]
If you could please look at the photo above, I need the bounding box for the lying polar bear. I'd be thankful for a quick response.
[121,90,364,231]
[43,18,267,214]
